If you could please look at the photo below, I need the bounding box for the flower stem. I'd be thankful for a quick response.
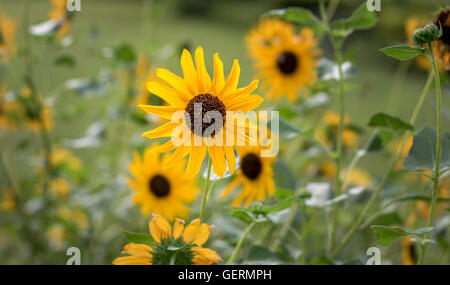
[199,157,212,222]
[226,221,256,265]
[330,70,434,259]
[417,43,442,265]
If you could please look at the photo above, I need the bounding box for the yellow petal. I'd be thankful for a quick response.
[218,59,240,97]
[156,68,193,100]
[138,105,179,119]
[180,49,198,92]
[146,82,187,107]
[226,95,264,112]
[173,218,185,239]
[182,218,201,243]
[163,146,190,169]
[142,122,177,139]
[194,47,211,93]
[149,214,171,243]
[224,146,236,175]
[219,176,242,198]
[113,256,152,265]
[192,247,221,265]
[186,145,207,177]
[192,224,213,246]
[123,243,153,258]
[211,53,224,95]
[208,146,227,178]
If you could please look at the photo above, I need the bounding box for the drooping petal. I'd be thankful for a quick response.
[192,247,221,265]
[208,146,227,177]
[113,256,152,265]
[186,145,207,177]
[123,243,153,258]
[182,218,201,243]
[224,146,236,175]
[149,214,171,243]
[192,224,213,246]
[173,218,185,239]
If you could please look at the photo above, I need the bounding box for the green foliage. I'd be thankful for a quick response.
[124,230,155,246]
[371,225,433,246]
[368,112,413,132]
[263,7,320,26]
[403,127,450,172]
[380,45,426,61]
[245,245,282,265]
[331,3,377,37]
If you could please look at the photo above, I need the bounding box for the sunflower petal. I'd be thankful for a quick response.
[180,49,198,92]
[146,82,187,107]
[226,95,263,112]
[142,122,177,139]
[224,146,236,175]
[208,146,227,177]
[149,214,171,243]
[218,59,240,97]
[194,47,211,93]
[113,256,152,265]
[173,218,185,239]
[193,224,213,246]
[156,68,193,100]
[182,218,201,243]
[211,53,225,95]
[186,145,207,177]
[138,105,179,119]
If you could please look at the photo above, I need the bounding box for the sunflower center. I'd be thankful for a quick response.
[434,8,450,45]
[241,153,262,180]
[185,93,226,137]
[277,51,298,75]
[149,174,170,198]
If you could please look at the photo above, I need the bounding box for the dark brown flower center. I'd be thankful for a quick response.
[185,93,226,137]
[277,51,298,75]
[241,153,262,180]
[434,8,450,45]
[149,174,170,198]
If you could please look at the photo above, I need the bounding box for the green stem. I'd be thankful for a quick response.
[417,43,442,265]
[270,202,298,251]
[198,157,212,222]
[320,0,346,253]
[331,70,434,259]
[226,221,256,265]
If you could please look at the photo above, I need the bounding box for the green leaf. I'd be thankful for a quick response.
[373,211,403,226]
[275,188,294,201]
[379,45,426,61]
[309,256,334,265]
[403,127,450,172]
[331,3,377,37]
[371,225,433,246]
[263,8,320,26]
[245,246,282,265]
[273,159,296,190]
[54,55,76,67]
[367,130,393,152]
[269,116,301,139]
[123,231,155,246]
[231,210,255,224]
[368,112,413,132]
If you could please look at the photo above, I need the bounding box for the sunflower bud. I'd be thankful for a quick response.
[412,23,442,46]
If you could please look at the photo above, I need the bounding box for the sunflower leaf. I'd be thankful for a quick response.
[370,225,433,246]
[123,231,155,246]
[263,7,320,26]
[403,126,450,172]
[368,112,413,132]
[379,45,426,61]
[331,2,377,37]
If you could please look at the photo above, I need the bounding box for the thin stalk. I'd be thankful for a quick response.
[417,43,442,265]
[270,202,298,251]
[319,0,346,252]
[198,157,212,222]
[226,221,256,265]
[331,71,434,259]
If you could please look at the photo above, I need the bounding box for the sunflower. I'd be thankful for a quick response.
[433,7,450,70]
[0,13,17,63]
[127,146,199,220]
[0,189,17,212]
[316,111,358,149]
[139,46,263,178]
[246,18,320,102]
[113,214,221,265]
[220,144,276,207]
[402,236,416,265]
[50,147,82,172]
[48,0,71,37]
[49,177,71,198]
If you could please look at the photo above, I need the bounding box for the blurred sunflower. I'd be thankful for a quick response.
[24,106,53,133]
[57,206,89,230]
[127,146,199,220]
[0,83,19,131]
[405,15,444,72]
[50,147,82,171]
[49,177,70,198]
[316,111,358,149]
[0,190,17,212]
[47,224,68,249]
[140,46,262,177]
[342,168,372,189]
[402,236,416,265]
[48,0,71,37]
[220,145,276,207]
[433,7,450,70]
[113,214,221,265]
[0,13,17,63]
[246,18,320,102]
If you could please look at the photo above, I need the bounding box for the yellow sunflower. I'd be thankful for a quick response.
[220,145,276,207]
[48,0,71,37]
[316,111,358,149]
[402,236,416,265]
[139,46,263,178]
[127,146,199,220]
[246,18,320,102]
[113,214,221,265]
[50,147,82,171]
[0,13,17,63]
[49,177,71,198]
